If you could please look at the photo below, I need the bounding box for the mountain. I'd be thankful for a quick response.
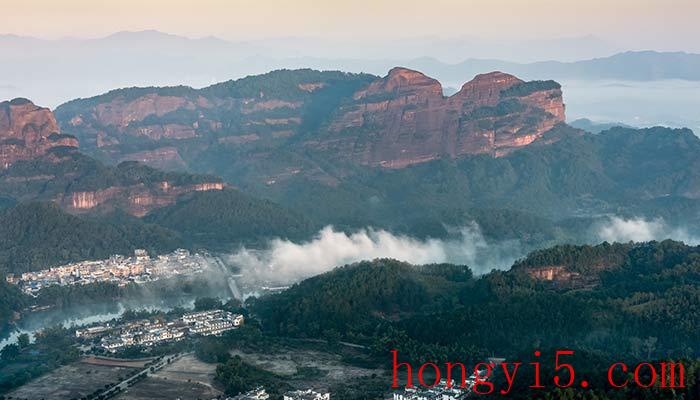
[569,118,633,134]
[0,98,78,169]
[252,240,700,399]
[56,68,567,169]
[315,68,565,166]
[0,28,695,110]
[55,69,377,169]
[144,189,315,249]
[0,98,227,217]
[54,68,700,234]
[0,202,184,274]
[406,51,700,83]
[0,98,316,271]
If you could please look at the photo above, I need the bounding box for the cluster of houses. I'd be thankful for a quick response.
[226,388,330,400]
[283,389,331,400]
[393,379,475,400]
[6,248,208,296]
[75,309,244,352]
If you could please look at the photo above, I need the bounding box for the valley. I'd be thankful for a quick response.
[2,63,700,400]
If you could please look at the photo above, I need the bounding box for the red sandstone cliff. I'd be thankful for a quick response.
[0,98,224,216]
[0,98,79,169]
[57,181,225,217]
[55,68,567,175]
[316,68,566,167]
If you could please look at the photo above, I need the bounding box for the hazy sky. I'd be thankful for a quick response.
[2,0,699,49]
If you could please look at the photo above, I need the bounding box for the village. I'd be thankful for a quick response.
[5,248,210,296]
[229,387,330,400]
[75,309,244,352]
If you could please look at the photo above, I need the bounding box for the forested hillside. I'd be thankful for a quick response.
[144,189,316,248]
[0,202,183,274]
[0,279,26,330]
[252,241,700,379]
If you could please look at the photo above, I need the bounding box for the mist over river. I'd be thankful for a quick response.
[0,297,197,351]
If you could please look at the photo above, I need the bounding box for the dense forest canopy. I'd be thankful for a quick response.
[144,189,317,248]
[252,241,700,362]
[244,240,700,398]
[0,202,183,274]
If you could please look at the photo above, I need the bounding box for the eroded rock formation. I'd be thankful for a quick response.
[0,98,79,169]
[316,68,566,167]
[0,98,225,216]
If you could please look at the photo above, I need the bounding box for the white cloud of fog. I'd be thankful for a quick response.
[226,217,700,289]
[228,224,522,285]
[596,216,700,245]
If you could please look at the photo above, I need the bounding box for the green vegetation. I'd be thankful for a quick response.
[202,69,375,102]
[253,259,472,339]
[0,202,183,274]
[249,241,700,398]
[1,151,221,196]
[7,98,33,106]
[54,86,199,116]
[0,326,79,393]
[145,189,316,248]
[216,355,289,397]
[501,80,561,97]
[0,279,26,329]
[241,126,700,237]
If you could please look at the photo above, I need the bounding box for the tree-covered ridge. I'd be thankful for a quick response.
[511,242,633,273]
[201,69,377,101]
[500,80,562,97]
[0,202,183,274]
[0,279,26,329]
[144,189,317,249]
[270,125,700,231]
[0,151,221,200]
[252,240,700,366]
[55,85,201,113]
[252,259,473,339]
[0,189,317,274]
[55,69,377,173]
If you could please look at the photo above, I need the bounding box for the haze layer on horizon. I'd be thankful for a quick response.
[3,0,699,53]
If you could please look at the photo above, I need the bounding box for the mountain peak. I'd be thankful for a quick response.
[453,71,523,104]
[355,67,443,100]
[1,98,78,169]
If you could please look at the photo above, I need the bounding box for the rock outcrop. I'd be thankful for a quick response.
[0,98,79,169]
[0,98,225,216]
[54,68,568,185]
[316,68,566,167]
[58,181,225,217]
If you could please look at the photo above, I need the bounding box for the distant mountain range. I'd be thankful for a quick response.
[2,30,700,109]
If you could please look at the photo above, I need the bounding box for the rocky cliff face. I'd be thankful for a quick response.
[58,181,225,217]
[55,68,566,175]
[0,98,225,216]
[0,98,79,169]
[55,70,376,169]
[316,68,566,167]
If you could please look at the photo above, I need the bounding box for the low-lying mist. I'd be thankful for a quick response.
[227,217,700,288]
[227,224,523,286]
[595,216,700,245]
